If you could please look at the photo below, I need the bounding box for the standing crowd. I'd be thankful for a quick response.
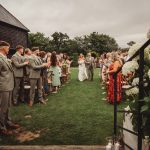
[0,41,72,135]
[99,50,128,104]
[0,39,129,135]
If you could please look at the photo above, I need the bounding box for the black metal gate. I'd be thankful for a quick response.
[113,39,150,150]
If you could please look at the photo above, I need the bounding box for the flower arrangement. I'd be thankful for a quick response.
[148,69,150,79]
[125,87,139,96]
[132,77,139,86]
[122,60,139,76]
[144,45,150,61]
[127,43,150,62]
[128,43,141,60]
[123,29,150,138]
[144,136,150,147]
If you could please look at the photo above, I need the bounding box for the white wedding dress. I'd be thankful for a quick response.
[78,60,88,81]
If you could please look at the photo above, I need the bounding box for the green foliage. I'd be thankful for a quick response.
[145,60,150,67]
[129,95,150,137]
[28,31,119,54]
[51,32,69,51]
[129,99,140,132]
[70,53,78,67]
[60,39,78,54]
[127,41,136,46]
[83,32,118,53]
[28,32,51,51]
[141,96,150,136]
[91,51,98,58]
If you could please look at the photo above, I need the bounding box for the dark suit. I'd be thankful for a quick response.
[0,53,14,130]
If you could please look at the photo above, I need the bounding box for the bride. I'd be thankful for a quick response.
[78,53,88,81]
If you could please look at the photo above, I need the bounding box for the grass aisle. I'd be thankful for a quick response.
[0,68,127,145]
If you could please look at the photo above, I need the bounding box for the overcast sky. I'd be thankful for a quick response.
[1,0,150,47]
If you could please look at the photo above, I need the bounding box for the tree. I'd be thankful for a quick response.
[61,39,77,54]
[28,31,119,54]
[84,32,118,53]
[51,32,69,51]
[28,32,50,51]
[127,41,136,46]
[74,37,87,55]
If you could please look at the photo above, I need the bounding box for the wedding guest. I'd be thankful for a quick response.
[107,52,122,104]
[0,41,20,135]
[24,48,32,77]
[58,57,63,68]
[106,52,112,67]
[46,52,51,64]
[66,56,72,74]
[98,55,103,79]
[24,48,32,59]
[57,56,64,85]
[39,51,49,96]
[48,51,61,93]
[62,53,68,73]
[101,59,108,84]
[121,51,128,62]
[28,47,48,107]
[23,48,32,102]
[11,45,29,105]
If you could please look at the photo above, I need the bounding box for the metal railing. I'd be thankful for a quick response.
[113,39,150,150]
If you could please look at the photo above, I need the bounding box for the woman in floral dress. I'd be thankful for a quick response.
[107,52,123,104]
[48,51,61,93]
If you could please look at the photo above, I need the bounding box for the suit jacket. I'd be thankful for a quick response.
[85,56,95,69]
[29,55,43,79]
[0,54,14,91]
[24,55,31,76]
[11,52,26,78]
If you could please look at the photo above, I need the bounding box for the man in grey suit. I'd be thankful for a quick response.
[85,52,95,81]
[11,45,29,105]
[29,47,48,107]
[0,41,20,135]
[24,48,32,77]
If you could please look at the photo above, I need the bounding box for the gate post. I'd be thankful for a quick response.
[138,47,144,150]
[114,74,117,139]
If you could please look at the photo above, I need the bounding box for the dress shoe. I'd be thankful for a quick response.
[13,101,19,106]
[44,93,48,96]
[39,100,46,105]
[0,129,13,135]
[44,98,48,102]
[51,91,57,94]
[29,101,33,107]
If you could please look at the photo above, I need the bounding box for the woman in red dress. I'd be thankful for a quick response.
[107,52,123,104]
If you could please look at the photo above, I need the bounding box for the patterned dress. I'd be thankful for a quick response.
[107,61,122,104]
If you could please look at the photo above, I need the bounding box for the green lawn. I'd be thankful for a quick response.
[0,68,128,145]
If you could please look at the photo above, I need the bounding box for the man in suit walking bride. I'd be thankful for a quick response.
[85,52,95,81]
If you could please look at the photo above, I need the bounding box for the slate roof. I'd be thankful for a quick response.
[0,4,29,31]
